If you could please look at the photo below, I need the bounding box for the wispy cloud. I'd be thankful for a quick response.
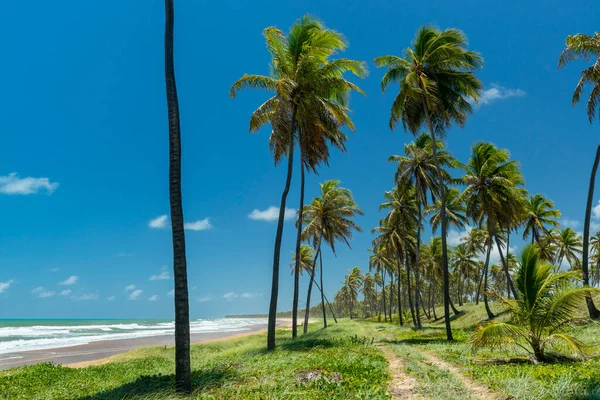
[167,289,174,297]
[48,267,60,272]
[116,252,135,258]
[561,218,582,229]
[59,289,72,296]
[31,287,44,294]
[240,292,262,299]
[74,293,98,301]
[129,289,143,300]
[125,284,136,291]
[184,218,213,231]
[478,84,526,106]
[0,173,58,195]
[248,206,296,222]
[197,295,212,302]
[39,291,56,298]
[149,215,168,229]
[223,292,238,301]
[149,266,170,281]
[59,275,78,285]
[148,295,159,302]
[0,280,15,293]
[107,296,115,301]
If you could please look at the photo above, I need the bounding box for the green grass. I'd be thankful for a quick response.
[0,321,389,400]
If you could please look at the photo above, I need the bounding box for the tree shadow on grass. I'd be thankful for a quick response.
[278,337,340,352]
[76,364,238,400]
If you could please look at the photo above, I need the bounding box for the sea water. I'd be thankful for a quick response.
[0,318,267,355]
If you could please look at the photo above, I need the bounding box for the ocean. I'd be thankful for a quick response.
[0,318,268,356]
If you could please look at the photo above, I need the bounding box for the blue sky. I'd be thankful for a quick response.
[0,0,598,319]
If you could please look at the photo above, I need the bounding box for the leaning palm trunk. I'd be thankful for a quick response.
[319,250,327,328]
[482,241,495,319]
[414,198,423,328]
[495,234,518,299]
[422,101,453,340]
[313,278,337,323]
[582,145,600,319]
[303,238,321,334]
[396,257,404,326]
[269,108,297,347]
[400,220,417,325]
[164,0,191,392]
[382,270,387,322]
[292,145,306,338]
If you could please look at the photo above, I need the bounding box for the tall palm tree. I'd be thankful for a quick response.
[426,187,468,234]
[375,26,482,340]
[290,245,315,276]
[390,133,454,327]
[231,17,366,346]
[302,180,362,331]
[164,0,190,393]
[461,142,524,305]
[522,194,561,245]
[451,243,478,306]
[362,273,376,317]
[554,227,583,269]
[344,267,364,319]
[558,32,600,319]
[369,247,391,321]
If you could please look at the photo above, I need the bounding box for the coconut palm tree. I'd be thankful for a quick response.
[426,187,468,234]
[523,194,561,245]
[558,32,600,319]
[164,0,191,392]
[554,227,583,269]
[471,245,599,362]
[390,133,454,327]
[231,16,366,345]
[451,243,478,306]
[290,245,315,276]
[461,142,524,303]
[375,26,482,340]
[369,246,391,321]
[344,267,364,319]
[301,180,362,331]
[362,273,377,317]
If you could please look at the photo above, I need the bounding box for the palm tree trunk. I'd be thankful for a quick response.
[449,297,459,315]
[267,105,297,349]
[400,216,417,325]
[421,97,452,340]
[303,238,321,334]
[291,145,305,338]
[396,257,403,326]
[375,284,380,322]
[475,264,484,305]
[164,0,191,393]
[419,290,430,319]
[582,145,600,319]
[414,192,423,328]
[388,275,394,322]
[482,241,495,320]
[312,278,337,323]
[495,234,518,299]
[382,270,387,322]
[319,249,327,328]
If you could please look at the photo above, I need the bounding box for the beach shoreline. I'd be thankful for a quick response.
[0,318,299,370]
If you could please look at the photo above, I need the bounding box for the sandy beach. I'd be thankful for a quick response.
[0,318,298,370]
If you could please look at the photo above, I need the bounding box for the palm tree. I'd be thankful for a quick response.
[375,26,482,341]
[390,133,454,327]
[451,243,478,306]
[301,180,363,331]
[522,194,561,245]
[471,245,599,362]
[554,227,583,269]
[344,267,364,319]
[369,247,391,322]
[426,187,468,234]
[461,142,524,305]
[231,17,366,345]
[164,0,190,393]
[558,32,600,319]
[362,273,376,317]
[290,245,315,276]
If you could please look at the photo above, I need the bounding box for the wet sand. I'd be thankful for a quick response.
[0,318,297,370]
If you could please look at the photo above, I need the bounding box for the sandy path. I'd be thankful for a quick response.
[377,345,418,399]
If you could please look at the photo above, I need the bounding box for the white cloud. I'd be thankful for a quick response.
[223,292,238,301]
[447,226,473,247]
[0,280,14,293]
[0,173,58,195]
[107,296,115,301]
[248,206,296,222]
[31,286,45,294]
[197,296,212,302]
[38,291,55,298]
[149,266,170,281]
[49,267,60,272]
[184,218,213,231]
[148,295,159,302]
[129,289,143,300]
[74,293,98,301]
[59,289,72,296]
[149,215,168,229]
[240,292,262,299]
[561,218,582,229]
[167,289,174,297]
[478,84,526,106]
[59,275,78,285]
[125,284,136,291]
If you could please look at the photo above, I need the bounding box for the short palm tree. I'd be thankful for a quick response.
[375,26,482,341]
[522,194,561,245]
[558,32,600,319]
[554,227,583,269]
[231,16,366,345]
[471,245,598,362]
[301,180,362,331]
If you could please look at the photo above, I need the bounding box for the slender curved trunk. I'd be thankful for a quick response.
[414,188,423,328]
[312,278,337,323]
[375,284,380,322]
[164,0,191,392]
[303,238,321,334]
[320,250,327,328]
[396,256,403,326]
[475,263,484,305]
[583,145,600,319]
[388,274,394,322]
[400,216,417,325]
[382,270,387,322]
[267,106,297,349]
[482,240,495,320]
[292,147,305,339]
[418,290,430,319]
[495,234,518,299]
[421,96,453,340]
[449,297,459,315]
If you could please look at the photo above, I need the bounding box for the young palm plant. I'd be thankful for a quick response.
[471,245,599,362]
[558,32,600,319]
[375,26,482,340]
[231,16,366,345]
